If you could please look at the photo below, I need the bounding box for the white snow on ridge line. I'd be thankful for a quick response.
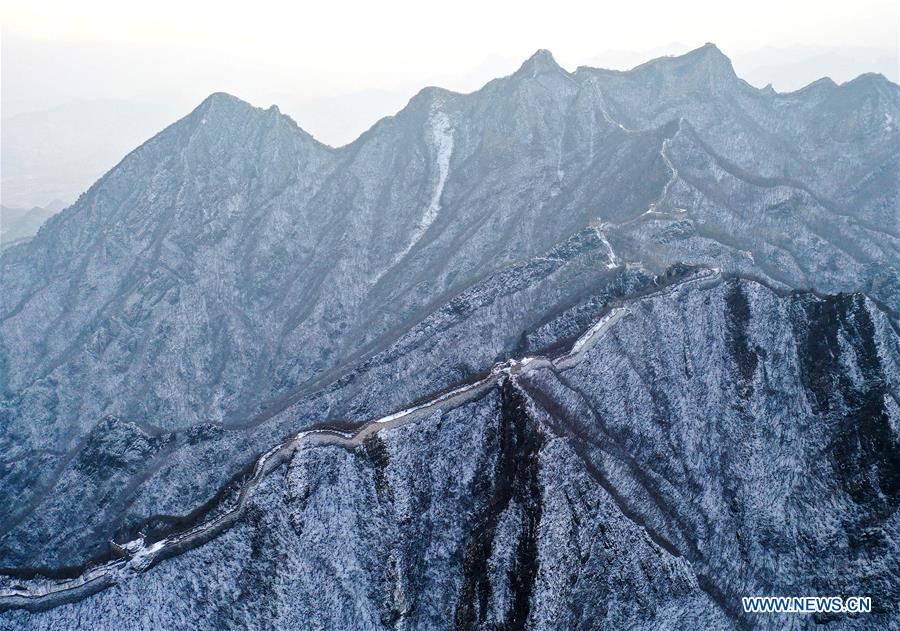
[372,376,490,426]
[553,307,628,370]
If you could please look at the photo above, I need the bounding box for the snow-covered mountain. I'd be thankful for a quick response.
[1,45,897,629]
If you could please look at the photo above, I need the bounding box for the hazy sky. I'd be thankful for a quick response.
[3,0,899,143]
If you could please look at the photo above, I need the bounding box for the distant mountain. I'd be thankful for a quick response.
[585,44,900,92]
[1,100,182,208]
[1,45,897,628]
[0,200,67,246]
[735,46,900,91]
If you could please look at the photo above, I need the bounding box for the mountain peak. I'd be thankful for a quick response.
[193,92,259,121]
[841,72,896,92]
[699,42,724,54]
[622,42,739,93]
[681,43,734,72]
[201,91,244,105]
[515,49,567,78]
[180,91,324,143]
[528,49,556,63]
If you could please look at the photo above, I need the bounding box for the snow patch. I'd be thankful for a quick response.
[590,79,633,133]
[420,108,454,235]
[556,124,566,184]
[645,120,683,215]
[593,224,621,269]
[383,103,454,273]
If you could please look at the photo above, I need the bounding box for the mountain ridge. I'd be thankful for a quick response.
[13,42,892,247]
[41,42,886,160]
[0,43,897,610]
[2,270,897,628]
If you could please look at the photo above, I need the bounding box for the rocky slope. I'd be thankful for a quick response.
[2,274,896,629]
[0,45,898,628]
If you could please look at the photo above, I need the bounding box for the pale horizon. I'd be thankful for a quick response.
[2,0,898,207]
[4,0,898,125]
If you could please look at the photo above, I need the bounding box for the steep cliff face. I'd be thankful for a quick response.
[3,277,895,629]
[0,44,898,627]
[518,280,900,627]
[0,227,640,568]
[3,47,896,448]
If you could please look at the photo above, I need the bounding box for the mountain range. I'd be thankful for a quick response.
[0,44,897,629]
